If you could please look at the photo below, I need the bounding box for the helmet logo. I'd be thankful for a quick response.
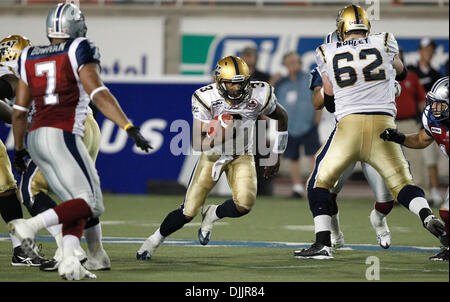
[214,64,222,77]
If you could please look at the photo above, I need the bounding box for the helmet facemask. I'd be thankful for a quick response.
[425,93,449,122]
[217,75,251,106]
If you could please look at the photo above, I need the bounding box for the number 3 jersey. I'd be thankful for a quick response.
[315,32,399,121]
[17,37,99,136]
[192,81,277,155]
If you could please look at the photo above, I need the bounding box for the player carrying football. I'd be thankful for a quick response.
[295,4,447,259]
[381,76,449,261]
[136,56,288,260]
[8,2,151,280]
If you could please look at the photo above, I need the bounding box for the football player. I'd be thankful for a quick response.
[295,4,447,259]
[136,56,288,260]
[308,31,401,250]
[0,34,50,267]
[8,2,151,280]
[381,76,449,261]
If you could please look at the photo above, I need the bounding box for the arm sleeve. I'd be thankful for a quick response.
[315,45,328,76]
[75,39,101,71]
[383,32,399,58]
[260,84,277,115]
[191,92,212,122]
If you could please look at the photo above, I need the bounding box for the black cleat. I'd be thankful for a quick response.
[294,242,333,259]
[39,258,59,271]
[429,247,449,261]
[11,246,48,267]
[424,216,448,246]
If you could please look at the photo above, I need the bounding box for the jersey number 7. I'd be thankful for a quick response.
[35,61,59,105]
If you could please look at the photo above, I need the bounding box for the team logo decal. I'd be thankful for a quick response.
[247,99,258,109]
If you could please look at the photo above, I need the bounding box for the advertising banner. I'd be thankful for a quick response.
[0,15,165,78]
[180,17,449,77]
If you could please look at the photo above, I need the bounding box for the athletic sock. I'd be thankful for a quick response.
[216,199,248,218]
[83,221,103,257]
[62,234,80,259]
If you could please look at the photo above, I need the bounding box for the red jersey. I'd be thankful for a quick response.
[422,105,449,158]
[395,71,426,120]
[18,37,100,136]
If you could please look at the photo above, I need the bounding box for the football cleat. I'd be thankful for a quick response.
[370,210,391,249]
[423,215,448,246]
[136,236,160,261]
[198,205,217,246]
[83,248,111,271]
[7,219,39,259]
[58,255,97,281]
[331,232,345,249]
[40,259,59,272]
[11,246,48,267]
[376,231,391,249]
[429,247,449,261]
[294,242,333,259]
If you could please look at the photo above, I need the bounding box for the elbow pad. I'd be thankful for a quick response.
[324,93,335,113]
[0,78,13,99]
[395,66,408,82]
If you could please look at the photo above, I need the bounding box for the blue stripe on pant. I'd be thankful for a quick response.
[307,126,337,191]
[62,131,95,199]
[19,160,39,209]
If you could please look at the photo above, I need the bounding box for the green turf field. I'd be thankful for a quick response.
[0,194,448,282]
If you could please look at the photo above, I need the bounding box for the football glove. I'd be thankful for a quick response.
[380,128,405,144]
[13,148,29,174]
[126,126,153,152]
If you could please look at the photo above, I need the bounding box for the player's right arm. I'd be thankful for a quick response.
[78,61,151,152]
[380,128,434,149]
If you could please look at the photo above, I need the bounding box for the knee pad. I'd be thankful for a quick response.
[308,187,332,218]
[85,217,100,229]
[234,192,255,212]
[397,185,425,209]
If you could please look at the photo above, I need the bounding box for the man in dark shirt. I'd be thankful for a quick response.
[408,38,442,92]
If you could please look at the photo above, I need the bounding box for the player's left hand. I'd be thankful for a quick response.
[126,126,153,152]
[13,148,29,174]
[263,154,281,179]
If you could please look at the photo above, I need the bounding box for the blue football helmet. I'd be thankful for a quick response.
[46,2,87,40]
[425,76,449,122]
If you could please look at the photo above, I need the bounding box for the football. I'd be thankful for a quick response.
[206,114,233,139]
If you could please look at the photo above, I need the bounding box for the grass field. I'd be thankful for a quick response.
[0,194,448,283]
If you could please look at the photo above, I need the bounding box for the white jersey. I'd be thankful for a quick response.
[316,32,399,121]
[192,81,277,155]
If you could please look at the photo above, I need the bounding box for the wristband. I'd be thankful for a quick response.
[13,104,29,112]
[123,123,133,131]
[272,131,288,154]
[90,86,109,100]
